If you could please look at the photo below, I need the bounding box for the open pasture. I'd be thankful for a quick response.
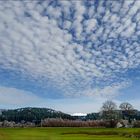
[0,128,140,140]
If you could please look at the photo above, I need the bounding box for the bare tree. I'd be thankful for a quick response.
[101,100,118,121]
[119,102,135,121]
[119,102,133,111]
[102,100,117,112]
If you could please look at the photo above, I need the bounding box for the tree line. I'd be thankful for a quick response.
[86,101,140,122]
[0,107,76,124]
[0,101,140,127]
[100,101,138,121]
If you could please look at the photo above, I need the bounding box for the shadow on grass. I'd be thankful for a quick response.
[62,131,140,139]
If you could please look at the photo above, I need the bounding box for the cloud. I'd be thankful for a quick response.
[0,0,140,98]
[0,86,43,106]
[81,81,130,98]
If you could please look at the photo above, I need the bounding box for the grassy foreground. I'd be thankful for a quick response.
[0,127,140,140]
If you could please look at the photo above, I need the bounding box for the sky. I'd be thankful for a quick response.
[0,0,140,114]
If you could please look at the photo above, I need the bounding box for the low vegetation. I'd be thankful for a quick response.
[0,127,140,140]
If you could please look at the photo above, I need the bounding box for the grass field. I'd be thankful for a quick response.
[0,127,140,140]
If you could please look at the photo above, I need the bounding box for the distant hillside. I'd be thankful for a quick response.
[0,107,75,123]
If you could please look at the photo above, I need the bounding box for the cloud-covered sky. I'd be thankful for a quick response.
[0,0,140,113]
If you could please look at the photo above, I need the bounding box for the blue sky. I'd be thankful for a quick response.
[0,0,140,114]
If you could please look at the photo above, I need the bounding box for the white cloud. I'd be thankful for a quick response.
[0,0,139,98]
[75,81,130,98]
[0,86,43,106]
[84,18,97,32]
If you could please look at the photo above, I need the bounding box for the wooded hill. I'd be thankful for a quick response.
[0,107,75,124]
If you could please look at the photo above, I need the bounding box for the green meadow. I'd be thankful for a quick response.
[0,128,140,140]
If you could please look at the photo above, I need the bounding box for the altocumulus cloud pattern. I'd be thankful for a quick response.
[0,0,140,99]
